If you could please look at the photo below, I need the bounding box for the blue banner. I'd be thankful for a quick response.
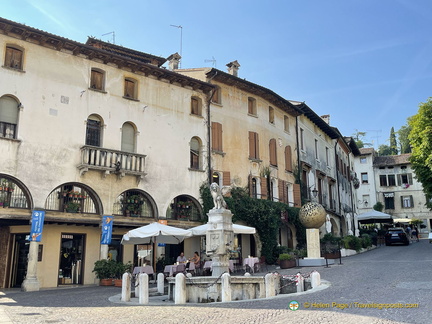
[101,216,114,244]
[30,210,45,242]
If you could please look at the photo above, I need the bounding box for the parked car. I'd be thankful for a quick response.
[385,228,410,246]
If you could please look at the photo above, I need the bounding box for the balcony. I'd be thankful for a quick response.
[77,145,147,184]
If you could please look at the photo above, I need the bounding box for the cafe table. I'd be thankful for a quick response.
[163,262,195,276]
[133,265,154,275]
[203,260,234,272]
[242,257,260,273]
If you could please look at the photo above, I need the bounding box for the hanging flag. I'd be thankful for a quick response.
[101,215,114,244]
[30,210,45,242]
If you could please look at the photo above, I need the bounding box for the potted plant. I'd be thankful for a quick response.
[65,201,80,213]
[113,261,133,287]
[92,259,116,286]
[279,253,296,269]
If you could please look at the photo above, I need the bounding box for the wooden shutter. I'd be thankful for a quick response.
[223,171,231,186]
[285,146,292,172]
[278,180,286,203]
[191,98,199,115]
[260,177,268,199]
[5,47,23,69]
[293,183,301,207]
[249,132,259,159]
[212,122,222,151]
[269,139,277,166]
[125,79,135,98]
[91,70,103,90]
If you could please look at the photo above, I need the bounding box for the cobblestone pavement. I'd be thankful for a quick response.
[1,239,431,324]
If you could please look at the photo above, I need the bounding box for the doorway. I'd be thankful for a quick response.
[58,234,85,285]
[9,234,29,288]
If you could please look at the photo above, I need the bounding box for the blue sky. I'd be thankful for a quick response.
[3,0,432,148]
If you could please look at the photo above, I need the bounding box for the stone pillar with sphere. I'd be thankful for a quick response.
[298,202,334,266]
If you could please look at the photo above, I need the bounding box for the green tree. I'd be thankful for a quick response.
[389,127,398,155]
[397,124,412,154]
[409,97,432,206]
[352,130,372,148]
[377,144,392,156]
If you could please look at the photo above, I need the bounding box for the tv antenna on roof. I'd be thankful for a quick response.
[205,56,217,67]
[102,31,115,44]
[170,24,183,68]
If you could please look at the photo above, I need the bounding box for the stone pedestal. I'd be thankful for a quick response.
[21,241,40,292]
[306,228,321,258]
[206,208,234,277]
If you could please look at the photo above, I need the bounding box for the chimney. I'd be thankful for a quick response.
[321,114,330,125]
[226,60,240,77]
[167,53,181,70]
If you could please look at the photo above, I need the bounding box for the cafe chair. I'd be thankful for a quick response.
[173,263,186,276]
[254,256,268,273]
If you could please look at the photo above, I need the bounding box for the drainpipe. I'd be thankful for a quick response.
[206,71,218,185]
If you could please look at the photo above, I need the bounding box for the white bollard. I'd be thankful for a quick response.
[174,273,186,304]
[138,273,149,304]
[157,273,165,295]
[221,273,231,302]
[296,273,304,293]
[121,272,131,302]
[311,270,321,289]
[265,273,276,297]
[135,275,139,298]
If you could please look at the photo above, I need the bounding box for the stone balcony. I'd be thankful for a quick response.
[77,145,147,184]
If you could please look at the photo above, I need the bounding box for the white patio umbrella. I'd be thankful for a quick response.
[121,222,192,245]
[189,223,256,236]
[357,210,393,224]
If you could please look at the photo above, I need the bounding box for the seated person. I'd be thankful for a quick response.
[176,252,187,263]
[189,251,201,266]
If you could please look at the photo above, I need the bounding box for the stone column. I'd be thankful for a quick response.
[121,272,131,302]
[21,241,40,292]
[221,273,231,302]
[174,273,186,304]
[138,273,149,304]
[311,270,321,289]
[265,273,276,298]
[305,228,321,258]
[296,273,304,293]
[157,273,165,294]
[100,244,109,260]
[206,208,234,277]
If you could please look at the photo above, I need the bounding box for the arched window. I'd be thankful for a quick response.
[86,115,103,147]
[251,178,258,198]
[212,172,221,186]
[190,137,201,169]
[121,122,135,152]
[167,195,202,221]
[45,184,99,214]
[0,175,30,209]
[113,190,155,218]
[0,96,19,139]
[269,138,277,166]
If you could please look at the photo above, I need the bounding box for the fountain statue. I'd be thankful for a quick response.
[206,183,234,277]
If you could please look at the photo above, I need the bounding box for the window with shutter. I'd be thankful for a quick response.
[190,137,200,169]
[249,131,259,159]
[269,106,274,124]
[86,116,102,147]
[90,69,104,90]
[248,97,256,115]
[284,116,289,132]
[285,146,292,172]
[211,122,223,152]
[124,78,137,99]
[121,122,135,152]
[211,86,221,104]
[5,46,23,70]
[269,138,277,166]
[191,97,202,116]
[0,96,19,139]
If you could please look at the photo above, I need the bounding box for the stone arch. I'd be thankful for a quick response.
[0,173,33,209]
[45,182,102,215]
[113,189,157,218]
[166,194,202,221]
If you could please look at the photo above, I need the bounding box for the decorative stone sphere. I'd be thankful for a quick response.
[299,202,326,229]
